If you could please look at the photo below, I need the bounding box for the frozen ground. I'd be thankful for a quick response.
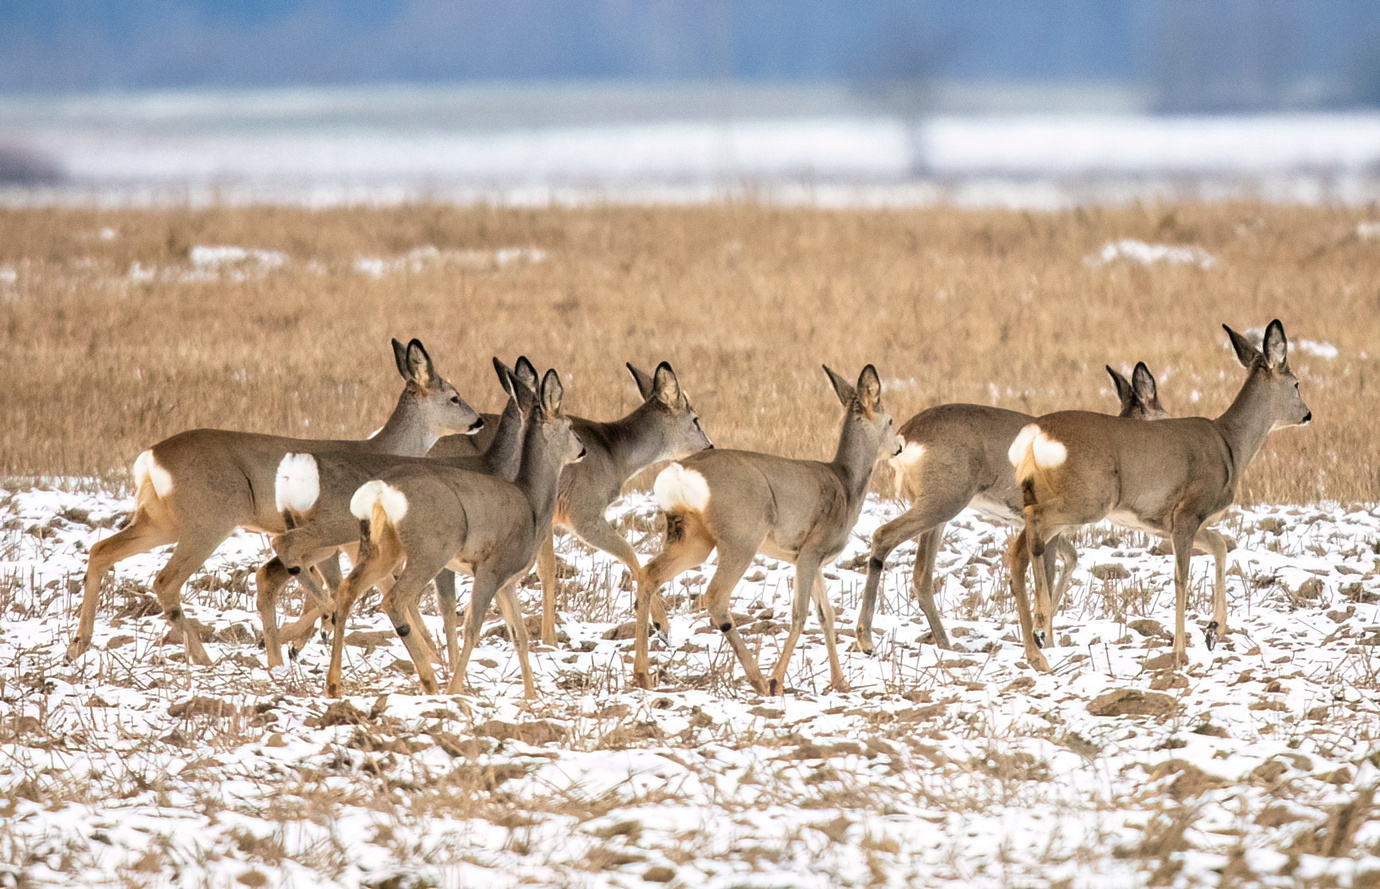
[1,482,1379,887]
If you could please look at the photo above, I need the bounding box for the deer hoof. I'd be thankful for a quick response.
[1204,621,1219,651]
[767,677,784,696]
[288,646,300,661]
[1032,630,1046,650]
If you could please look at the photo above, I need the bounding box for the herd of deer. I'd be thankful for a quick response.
[69,320,1310,698]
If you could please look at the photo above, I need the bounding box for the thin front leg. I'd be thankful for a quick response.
[1194,528,1229,647]
[536,532,560,646]
[811,567,847,692]
[493,580,537,699]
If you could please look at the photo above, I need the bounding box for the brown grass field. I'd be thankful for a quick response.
[0,202,1375,502]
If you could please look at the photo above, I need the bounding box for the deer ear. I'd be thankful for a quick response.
[1132,362,1158,405]
[855,365,882,413]
[1224,324,1262,369]
[513,356,539,392]
[1262,319,1288,370]
[540,368,564,416]
[823,365,856,406]
[651,362,681,406]
[403,339,436,389]
[493,357,515,399]
[1106,365,1133,411]
[626,363,656,401]
[511,366,538,414]
[392,338,409,379]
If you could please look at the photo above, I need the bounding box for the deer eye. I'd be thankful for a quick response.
[450,395,462,404]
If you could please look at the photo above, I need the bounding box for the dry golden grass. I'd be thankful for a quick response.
[0,202,1375,502]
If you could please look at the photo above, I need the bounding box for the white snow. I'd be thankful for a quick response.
[352,245,547,278]
[2,481,1378,887]
[1085,239,1218,268]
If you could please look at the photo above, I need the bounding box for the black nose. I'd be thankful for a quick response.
[706,443,715,449]
[468,418,484,433]
[578,447,587,458]
[1302,412,1312,424]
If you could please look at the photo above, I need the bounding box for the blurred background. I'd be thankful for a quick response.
[5,0,1380,207]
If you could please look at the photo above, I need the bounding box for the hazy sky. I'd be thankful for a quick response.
[2,1,1380,110]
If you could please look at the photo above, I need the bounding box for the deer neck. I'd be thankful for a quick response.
[480,399,524,482]
[369,388,438,456]
[829,416,878,507]
[1212,367,1274,481]
[514,424,563,530]
[587,402,669,482]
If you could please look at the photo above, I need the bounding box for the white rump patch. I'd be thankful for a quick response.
[893,441,926,469]
[1007,424,1039,468]
[654,463,711,513]
[1031,431,1068,469]
[133,450,174,498]
[350,479,409,524]
[274,453,320,514]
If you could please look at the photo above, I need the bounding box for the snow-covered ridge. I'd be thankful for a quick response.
[1,483,1378,887]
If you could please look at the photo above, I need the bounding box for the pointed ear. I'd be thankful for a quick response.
[1262,319,1288,370]
[626,363,656,401]
[511,366,538,415]
[513,356,539,392]
[403,339,436,388]
[823,365,856,406]
[1224,324,1262,369]
[492,357,516,399]
[1132,362,1158,405]
[855,365,882,413]
[391,338,409,379]
[651,362,682,406]
[1106,365,1133,410]
[540,368,564,416]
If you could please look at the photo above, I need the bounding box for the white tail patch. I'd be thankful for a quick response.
[350,479,409,524]
[1008,425,1039,470]
[1031,431,1068,469]
[890,441,926,498]
[133,450,174,498]
[274,453,321,514]
[654,463,711,513]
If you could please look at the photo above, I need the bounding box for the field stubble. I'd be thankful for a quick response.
[0,202,1375,502]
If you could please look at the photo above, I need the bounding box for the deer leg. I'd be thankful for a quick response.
[435,568,461,669]
[911,527,952,650]
[702,546,766,695]
[571,515,670,639]
[812,567,848,692]
[493,580,537,699]
[379,564,443,695]
[255,557,295,668]
[632,519,714,690]
[150,529,234,666]
[1168,517,1203,670]
[449,567,508,696]
[1194,528,1229,647]
[69,517,174,661]
[1048,531,1078,617]
[767,552,824,695]
[536,531,560,646]
[326,552,397,698]
[1006,531,1051,673]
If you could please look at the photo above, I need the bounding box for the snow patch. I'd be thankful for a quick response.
[1085,239,1217,268]
[353,245,546,278]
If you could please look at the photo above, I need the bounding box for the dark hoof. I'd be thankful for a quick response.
[319,630,328,644]
[1204,621,1219,651]
[287,566,300,576]
[257,638,265,650]
[1033,630,1046,650]
[289,646,300,661]
[767,678,783,696]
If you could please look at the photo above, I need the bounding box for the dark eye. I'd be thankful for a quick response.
[450,395,462,404]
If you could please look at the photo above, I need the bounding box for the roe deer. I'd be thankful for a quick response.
[260,357,537,667]
[854,361,1168,654]
[70,339,481,666]
[1008,321,1311,672]
[325,367,584,698]
[535,361,713,646]
[633,365,900,696]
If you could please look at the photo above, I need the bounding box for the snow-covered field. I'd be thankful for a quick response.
[2,481,1379,887]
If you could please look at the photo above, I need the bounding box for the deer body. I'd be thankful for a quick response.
[855,362,1169,653]
[70,339,481,666]
[258,358,535,667]
[633,365,899,696]
[324,368,584,698]
[535,362,712,646]
[1009,321,1311,671]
